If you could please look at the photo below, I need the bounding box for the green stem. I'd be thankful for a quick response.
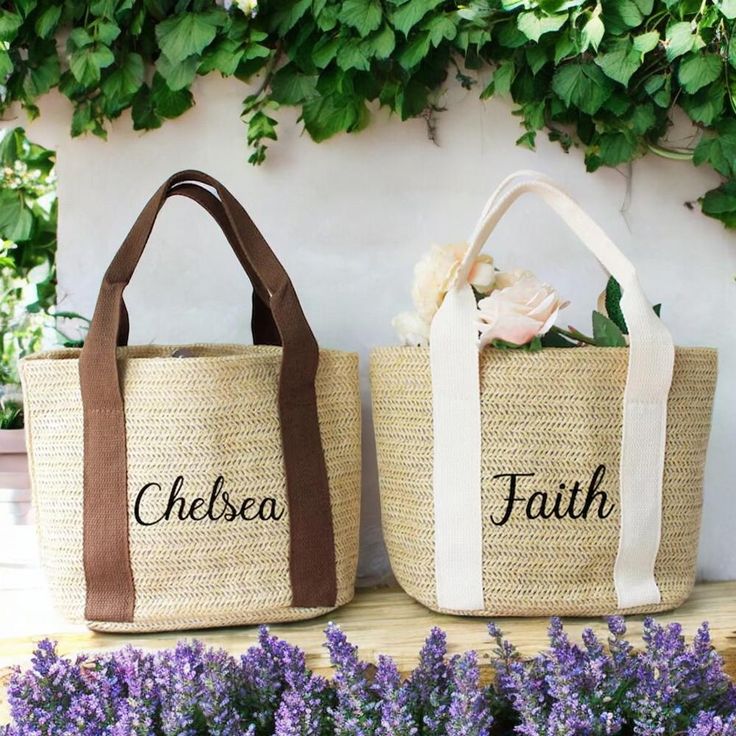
[647,142,695,161]
[551,324,597,346]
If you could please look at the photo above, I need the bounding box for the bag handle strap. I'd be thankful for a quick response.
[79,170,337,622]
[430,172,675,612]
[115,182,280,347]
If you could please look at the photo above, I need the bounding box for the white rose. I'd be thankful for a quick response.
[477,269,567,347]
[411,243,495,323]
[392,311,430,347]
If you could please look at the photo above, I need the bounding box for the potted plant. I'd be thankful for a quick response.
[0,390,30,524]
[0,128,58,526]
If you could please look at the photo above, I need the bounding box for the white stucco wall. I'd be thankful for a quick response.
[21,74,735,583]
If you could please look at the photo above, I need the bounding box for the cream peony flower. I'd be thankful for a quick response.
[411,243,495,322]
[223,0,257,15]
[392,311,430,347]
[477,269,567,347]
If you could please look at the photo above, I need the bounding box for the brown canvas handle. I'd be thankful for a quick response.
[115,183,281,347]
[78,170,338,622]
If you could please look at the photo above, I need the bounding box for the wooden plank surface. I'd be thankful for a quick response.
[2,526,735,725]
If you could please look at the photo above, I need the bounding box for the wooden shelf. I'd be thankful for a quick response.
[1,526,735,725]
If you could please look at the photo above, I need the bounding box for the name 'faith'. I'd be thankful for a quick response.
[490,464,614,526]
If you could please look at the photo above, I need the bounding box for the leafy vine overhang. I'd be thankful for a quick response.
[2,0,736,227]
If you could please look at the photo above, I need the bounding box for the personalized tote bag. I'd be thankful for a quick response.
[371,171,717,616]
[21,170,361,632]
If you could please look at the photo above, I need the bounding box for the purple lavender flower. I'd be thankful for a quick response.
[154,640,206,736]
[241,626,295,733]
[6,639,111,736]
[324,622,377,735]
[687,711,736,736]
[100,645,160,736]
[274,635,332,736]
[372,655,416,736]
[405,627,454,736]
[4,618,736,736]
[447,651,492,736]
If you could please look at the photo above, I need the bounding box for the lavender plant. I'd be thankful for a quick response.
[3,618,735,736]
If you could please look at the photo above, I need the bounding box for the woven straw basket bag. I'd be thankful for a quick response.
[371,171,717,617]
[21,170,361,632]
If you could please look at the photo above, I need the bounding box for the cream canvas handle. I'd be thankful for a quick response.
[430,172,675,611]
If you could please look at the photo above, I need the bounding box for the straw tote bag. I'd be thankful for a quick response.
[21,170,361,632]
[371,171,717,617]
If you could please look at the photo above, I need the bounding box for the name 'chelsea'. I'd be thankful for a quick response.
[134,475,284,526]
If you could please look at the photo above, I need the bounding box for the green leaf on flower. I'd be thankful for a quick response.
[541,329,577,347]
[604,276,627,333]
[491,336,543,352]
[552,61,613,114]
[592,310,627,346]
[678,54,722,95]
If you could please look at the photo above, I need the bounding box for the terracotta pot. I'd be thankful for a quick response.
[0,428,32,524]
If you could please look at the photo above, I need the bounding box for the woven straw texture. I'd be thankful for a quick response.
[370,346,717,616]
[21,344,361,632]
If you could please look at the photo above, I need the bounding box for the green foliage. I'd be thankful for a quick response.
[0,128,57,388]
[0,397,23,430]
[591,308,628,346]
[2,1,736,227]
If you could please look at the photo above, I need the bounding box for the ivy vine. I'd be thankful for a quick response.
[2,0,736,227]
